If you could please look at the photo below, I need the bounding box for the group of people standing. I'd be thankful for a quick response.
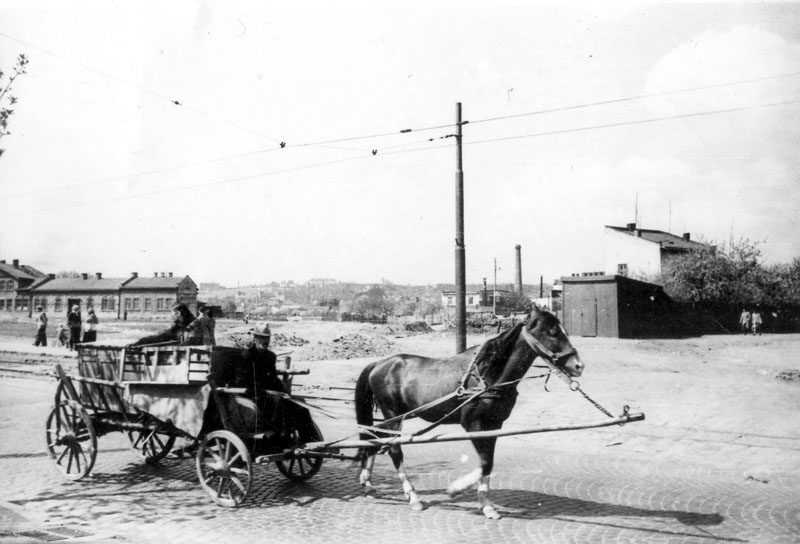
[739,308,763,335]
[34,305,99,349]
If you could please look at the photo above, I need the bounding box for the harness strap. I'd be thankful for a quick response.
[519,326,580,391]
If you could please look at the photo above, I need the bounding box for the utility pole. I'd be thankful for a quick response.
[493,258,497,315]
[454,102,466,353]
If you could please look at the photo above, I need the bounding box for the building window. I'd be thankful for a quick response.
[54,297,62,312]
[468,296,474,305]
[165,298,173,309]
[157,298,164,311]
[132,298,140,311]
[87,296,94,309]
[108,297,115,311]
[617,263,628,276]
[0,300,4,310]
[15,297,24,311]
[125,298,132,310]
[101,297,108,311]
[144,298,152,311]
[6,280,14,290]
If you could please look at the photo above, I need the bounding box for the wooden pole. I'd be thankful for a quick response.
[455,102,466,353]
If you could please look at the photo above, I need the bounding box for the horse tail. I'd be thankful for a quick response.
[355,360,379,460]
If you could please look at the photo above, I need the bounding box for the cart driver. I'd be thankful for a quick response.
[242,325,316,443]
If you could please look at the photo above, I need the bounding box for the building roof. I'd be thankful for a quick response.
[0,262,39,281]
[31,277,128,292]
[605,225,712,252]
[123,275,195,290]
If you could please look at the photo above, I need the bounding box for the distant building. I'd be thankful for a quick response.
[28,271,198,319]
[0,258,46,314]
[561,274,677,338]
[605,223,713,279]
[441,289,510,312]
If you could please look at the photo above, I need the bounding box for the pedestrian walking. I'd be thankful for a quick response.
[739,308,750,335]
[67,305,82,350]
[34,306,48,346]
[751,310,763,335]
[55,322,69,347]
[83,308,99,343]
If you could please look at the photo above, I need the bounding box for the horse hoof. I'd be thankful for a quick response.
[363,487,378,499]
[411,501,425,511]
[482,505,501,519]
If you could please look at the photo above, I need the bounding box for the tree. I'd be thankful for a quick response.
[0,54,29,158]
[503,289,534,313]
[56,270,81,279]
[351,285,395,317]
[661,238,800,309]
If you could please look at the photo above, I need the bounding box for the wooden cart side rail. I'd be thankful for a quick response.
[297,411,646,453]
[54,364,129,415]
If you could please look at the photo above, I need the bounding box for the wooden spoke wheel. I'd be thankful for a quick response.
[127,425,176,465]
[45,401,97,481]
[196,431,253,507]
[275,422,324,482]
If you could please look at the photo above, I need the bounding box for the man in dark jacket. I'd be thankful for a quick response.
[67,305,82,350]
[130,303,200,346]
[237,325,315,444]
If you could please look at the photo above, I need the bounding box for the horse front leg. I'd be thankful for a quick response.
[387,445,424,511]
[447,436,501,519]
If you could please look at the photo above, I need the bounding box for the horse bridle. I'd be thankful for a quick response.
[520,325,580,391]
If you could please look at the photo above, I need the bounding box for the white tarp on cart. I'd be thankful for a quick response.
[124,383,212,438]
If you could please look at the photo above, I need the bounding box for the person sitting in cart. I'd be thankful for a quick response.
[130,303,203,346]
[236,324,315,443]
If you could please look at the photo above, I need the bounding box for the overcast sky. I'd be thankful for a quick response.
[1,1,798,288]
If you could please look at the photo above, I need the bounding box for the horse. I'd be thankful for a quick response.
[354,305,584,519]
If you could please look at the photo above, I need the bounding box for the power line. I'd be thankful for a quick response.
[3,97,797,217]
[468,71,800,126]
[0,31,283,144]
[464,98,800,146]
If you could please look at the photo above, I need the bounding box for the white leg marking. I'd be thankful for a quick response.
[398,465,424,511]
[477,475,501,519]
[447,468,482,497]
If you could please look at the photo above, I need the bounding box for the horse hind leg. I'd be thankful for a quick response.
[359,449,378,498]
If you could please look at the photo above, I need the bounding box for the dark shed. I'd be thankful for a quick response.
[561,274,677,338]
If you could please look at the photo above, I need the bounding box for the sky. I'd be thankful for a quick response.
[0,1,798,288]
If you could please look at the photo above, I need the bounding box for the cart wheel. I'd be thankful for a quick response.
[196,431,252,507]
[128,427,176,464]
[45,401,97,481]
[275,422,324,482]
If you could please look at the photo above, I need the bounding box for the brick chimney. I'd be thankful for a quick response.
[683,233,691,241]
[131,272,138,278]
[626,223,636,231]
[514,245,523,294]
[169,272,173,278]
[12,259,19,268]
[81,273,88,280]
[96,272,102,279]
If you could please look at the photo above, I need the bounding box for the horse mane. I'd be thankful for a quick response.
[472,322,525,376]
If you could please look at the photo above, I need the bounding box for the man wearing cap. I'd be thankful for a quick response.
[240,325,315,443]
[34,305,48,346]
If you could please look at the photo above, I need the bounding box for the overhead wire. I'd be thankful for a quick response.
[4,96,798,218]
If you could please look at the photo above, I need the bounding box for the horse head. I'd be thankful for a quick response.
[522,305,584,378]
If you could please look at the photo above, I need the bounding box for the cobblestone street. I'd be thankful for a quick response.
[1,374,798,544]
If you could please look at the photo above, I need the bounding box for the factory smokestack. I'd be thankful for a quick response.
[515,244,523,293]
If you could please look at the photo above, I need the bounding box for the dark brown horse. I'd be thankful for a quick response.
[354,305,583,519]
